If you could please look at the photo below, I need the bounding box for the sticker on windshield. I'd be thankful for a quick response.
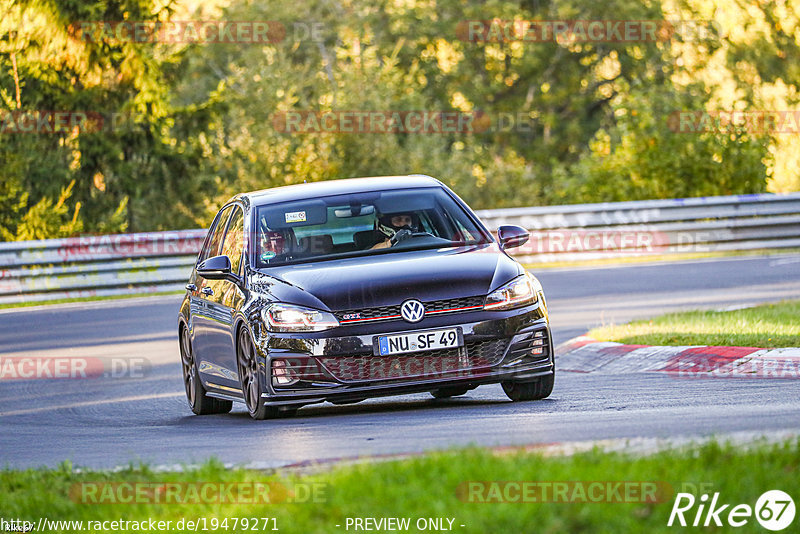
[284,211,307,223]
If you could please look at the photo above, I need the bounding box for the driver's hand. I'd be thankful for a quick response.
[390,228,413,246]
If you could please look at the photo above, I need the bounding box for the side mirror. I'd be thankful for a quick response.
[197,255,234,281]
[497,225,530,250]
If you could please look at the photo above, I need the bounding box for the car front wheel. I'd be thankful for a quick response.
[237,326,280,420]
[501,372,554,401]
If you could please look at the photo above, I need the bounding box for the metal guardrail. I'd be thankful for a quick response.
[0,231,206,305]
[476,192,800,262]
[1,192,799,305]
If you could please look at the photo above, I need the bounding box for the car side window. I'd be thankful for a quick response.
[199,206,233,264]
[418,212,435,235]
[221,206,245,276]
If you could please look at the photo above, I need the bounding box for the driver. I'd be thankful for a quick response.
[371,212,418,249]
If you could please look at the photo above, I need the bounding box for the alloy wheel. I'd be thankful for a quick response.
[180,327,196,407]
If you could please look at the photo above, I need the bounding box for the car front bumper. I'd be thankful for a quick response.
[251,304,553,407]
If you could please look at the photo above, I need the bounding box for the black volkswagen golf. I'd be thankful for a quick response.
[177,175,553,419]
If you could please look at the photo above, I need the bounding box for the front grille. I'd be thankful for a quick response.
[334,296,485,323]
[317,338,510,383]
[337,304,400,321]
[425,296,485,312]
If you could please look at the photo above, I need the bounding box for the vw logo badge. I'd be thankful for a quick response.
[400,299,426,323]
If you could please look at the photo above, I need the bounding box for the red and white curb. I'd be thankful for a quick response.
[556,336,800,378]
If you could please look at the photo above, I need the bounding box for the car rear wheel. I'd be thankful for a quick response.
[180,326,232,415]
[430,387,469,399]
[237,326,280,420]
[501,372,554,401]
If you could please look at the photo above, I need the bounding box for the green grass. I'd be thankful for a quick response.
[588,300,800,348]
[2,440,799,533]
[0,290,183,310]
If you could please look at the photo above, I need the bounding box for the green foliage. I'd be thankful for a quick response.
[0,0,206,238]
[14,179,83,240]
[0,0,793,238]
[171,0,775,214]
[0,173,28,241]
[556,83,770,202]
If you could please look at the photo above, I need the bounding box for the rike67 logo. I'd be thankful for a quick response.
[668,490,795,531]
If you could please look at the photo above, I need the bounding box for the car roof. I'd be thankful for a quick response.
[234,175,444,206]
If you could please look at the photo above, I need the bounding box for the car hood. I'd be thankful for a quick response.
[251,244,523,311]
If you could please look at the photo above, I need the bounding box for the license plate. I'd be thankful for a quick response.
[375,328,462,356]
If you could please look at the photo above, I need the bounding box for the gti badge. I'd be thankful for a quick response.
[400,299,425,323]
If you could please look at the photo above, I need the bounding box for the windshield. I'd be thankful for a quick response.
[253,186,491,267]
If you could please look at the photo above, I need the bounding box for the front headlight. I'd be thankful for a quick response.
[484,273,540,310]
[262,303,339,332]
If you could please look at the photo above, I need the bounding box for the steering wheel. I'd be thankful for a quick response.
[390,228,413,246]
[390,230,436,247]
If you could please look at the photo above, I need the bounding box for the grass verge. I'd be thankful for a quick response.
[588,300,800,348]
[2,439,799,533]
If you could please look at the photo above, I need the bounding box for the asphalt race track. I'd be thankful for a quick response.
[2,254,800,470]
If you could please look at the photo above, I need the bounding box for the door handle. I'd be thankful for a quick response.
[201,287,214,296]
[185,283,197,291]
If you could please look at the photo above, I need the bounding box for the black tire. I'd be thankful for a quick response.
[180,326,232,415]
[501,372,555,401]
[237,326,280,420]
[431,386,469,399]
